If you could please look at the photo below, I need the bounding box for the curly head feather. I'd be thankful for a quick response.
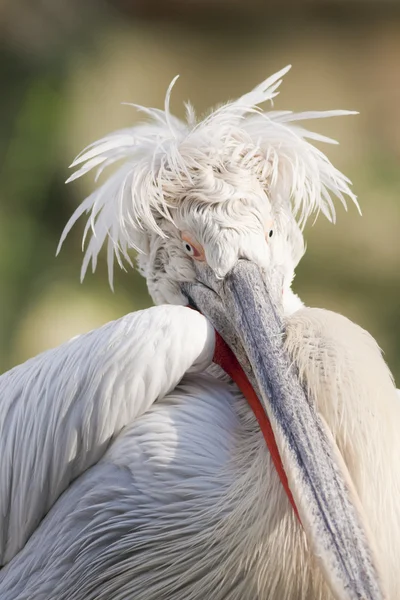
[58,65,359,289]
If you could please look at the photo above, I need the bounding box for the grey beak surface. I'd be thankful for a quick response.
[183,260,385,600]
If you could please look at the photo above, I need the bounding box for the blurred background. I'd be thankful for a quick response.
[0,0,399,381]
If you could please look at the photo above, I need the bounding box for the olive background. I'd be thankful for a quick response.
[0,0,399,383]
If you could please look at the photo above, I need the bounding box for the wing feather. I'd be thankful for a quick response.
[0,305,214,565]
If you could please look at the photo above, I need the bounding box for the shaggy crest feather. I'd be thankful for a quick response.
[58,65,359,288]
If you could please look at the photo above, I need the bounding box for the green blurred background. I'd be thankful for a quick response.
[0,0,399,382]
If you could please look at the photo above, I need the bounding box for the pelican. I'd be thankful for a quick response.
[0,66,399,600]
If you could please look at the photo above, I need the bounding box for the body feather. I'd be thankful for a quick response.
[0,309,398,599]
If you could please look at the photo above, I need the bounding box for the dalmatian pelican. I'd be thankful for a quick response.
[0,66,398,600]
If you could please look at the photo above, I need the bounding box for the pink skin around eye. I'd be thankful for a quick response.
[181,232,206,262]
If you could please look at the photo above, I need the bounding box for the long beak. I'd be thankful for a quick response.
[183,259,385,600]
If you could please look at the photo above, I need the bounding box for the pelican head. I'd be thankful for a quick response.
[58,66,385,600]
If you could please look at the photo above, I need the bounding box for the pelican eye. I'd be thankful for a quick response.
[184,242,194,255]
[265,219,274,241]
[181,232,205,261]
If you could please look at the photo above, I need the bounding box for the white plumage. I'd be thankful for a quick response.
[0,307,214,566]
[57,65,358,294]
[0,67,398,600]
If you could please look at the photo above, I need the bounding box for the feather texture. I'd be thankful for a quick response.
[0,305,214,566]
[58,66,359,288]
[1,308,399,599]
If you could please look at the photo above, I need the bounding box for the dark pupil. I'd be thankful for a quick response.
[269,230,273,238]
[185,243,192,252]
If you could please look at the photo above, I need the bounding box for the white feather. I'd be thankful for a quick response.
[0,305,214,567]
[0,308,399,599]
[60,66,359,286]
